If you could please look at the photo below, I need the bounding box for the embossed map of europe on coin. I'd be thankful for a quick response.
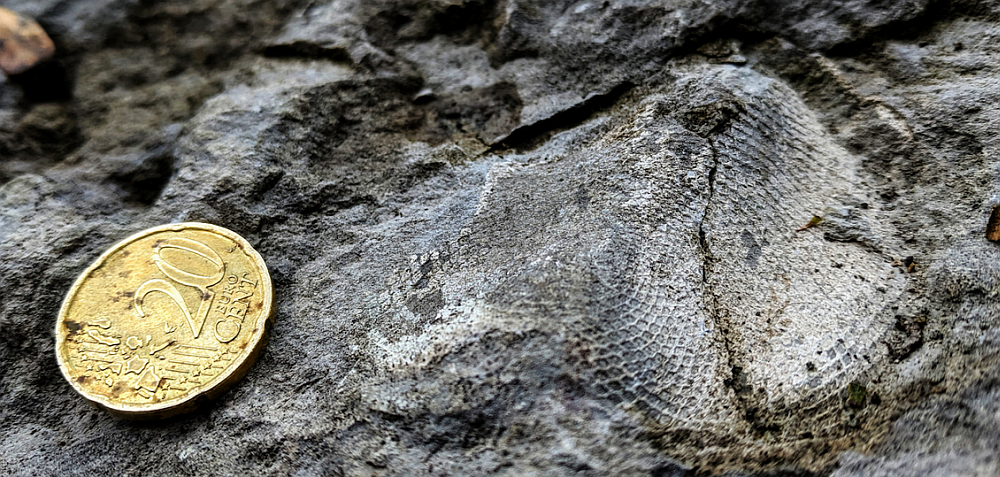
[55,223,274,418]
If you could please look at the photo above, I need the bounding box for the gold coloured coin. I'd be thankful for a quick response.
[55,223,274,418]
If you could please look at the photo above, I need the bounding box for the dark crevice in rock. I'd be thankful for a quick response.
[697,138,749,435]
[488,81,633,153]
[686,95,827,465]
[5,59,75,104]
[698,142,718,289]
[107,150,177,207]
[263,41,354,64]
[673,90,757,442]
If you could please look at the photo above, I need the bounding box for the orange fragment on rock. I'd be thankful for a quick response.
[987,204,1000,242]
[795,215,823,233]
[0,7,55,76]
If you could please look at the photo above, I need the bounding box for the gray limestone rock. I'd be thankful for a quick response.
[3,0,1000,475]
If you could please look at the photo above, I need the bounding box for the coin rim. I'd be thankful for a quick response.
[55,222,274,417]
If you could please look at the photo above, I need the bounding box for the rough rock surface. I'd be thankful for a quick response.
[3,0,1000,475]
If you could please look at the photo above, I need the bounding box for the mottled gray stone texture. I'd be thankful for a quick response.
[3,0,1000,475]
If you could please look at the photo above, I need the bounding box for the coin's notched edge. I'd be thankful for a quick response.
[55,222,275,419]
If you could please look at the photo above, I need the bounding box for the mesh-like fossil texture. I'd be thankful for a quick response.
[366,65,907,438]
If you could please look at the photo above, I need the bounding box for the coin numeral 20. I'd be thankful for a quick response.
[134,238,225,339]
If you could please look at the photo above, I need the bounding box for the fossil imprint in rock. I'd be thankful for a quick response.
[365,65,905,434]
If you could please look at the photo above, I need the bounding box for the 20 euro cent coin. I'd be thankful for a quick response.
[55,223,274,418]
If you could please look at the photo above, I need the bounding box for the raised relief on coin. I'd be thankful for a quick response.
[55,223,274,418]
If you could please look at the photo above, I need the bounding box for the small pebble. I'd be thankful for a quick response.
[987,204,1000,241]
[0,7,55,76]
